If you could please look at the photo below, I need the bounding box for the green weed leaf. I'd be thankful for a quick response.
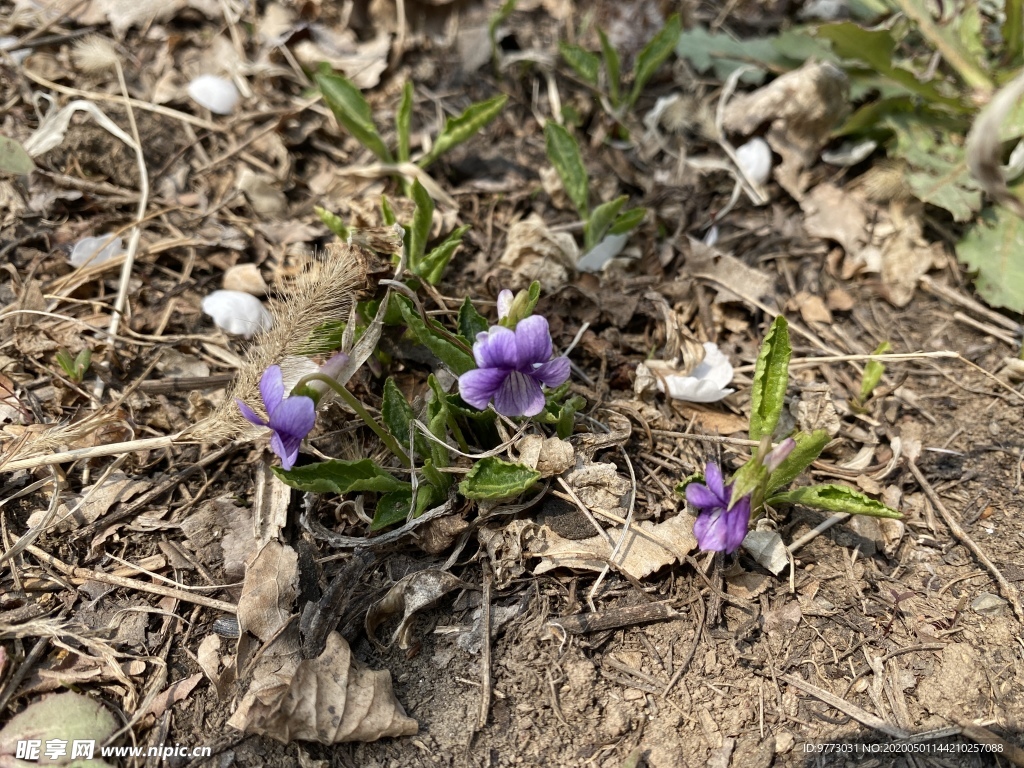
[314,205,349,240]
[419,94,508,168]
[598,29,622,105]
[543,121,589,216]
[749,316,791,442]
[418,225,470,285]
[275,459,409,494]
[585,195,627,251]
[396,81,413,163]
[398,298,475,374]
[458,296,490,343]
[609,206,645,235]
[408,179,434,265]
[382,378,426,458]
[559,42,600,86]
[956,203,1024,313]
[765,430,831,495]
[629,14,681,107]
[459,457,541,500]
[316,72,393,162]
[768,483,902,518]
[858,341,892,402]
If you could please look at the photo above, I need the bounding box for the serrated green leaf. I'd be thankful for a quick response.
[314,205,349,240]
[396,81,413,163]
[859,341,891,402]
[628,14,681,107]
[316,72,393,162]
[459,457,540,500]
[956,203,1024,313]
[397,297,475,374]
[275,459,409,494]
[458,296,490,343]
[559,42,600,86]
[408,178,434,265]
[598,29,622,106]
[749,315,791,442]
[419,94,508,168]
[419,225,469,285]
[767,483,902,518]
[382,377,427,458]
[765,430,831,496]
[585,195,627,251]
[371,483,444,529]
[884,116,981,221]
[676,26,808,85]
[0,135,36,175]
[609,206,645,235]
[543,121,589,216]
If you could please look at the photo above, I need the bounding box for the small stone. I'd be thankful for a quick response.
[775,731,795,753]
[971,592,1007,617]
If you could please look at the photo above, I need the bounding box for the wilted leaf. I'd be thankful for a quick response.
[0,692,117,768]
[365,570,470,649]
[741,529,790,575]
[237,541,299,642]
[459,457,541,500]
[142,673,203,719]
[956,203,1024,313]
[229,631,417,743]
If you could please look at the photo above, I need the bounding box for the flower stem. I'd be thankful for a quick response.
[295,373,411,467]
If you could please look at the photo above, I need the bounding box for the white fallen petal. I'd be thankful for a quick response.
[647,342,735,403]
[201,290,273,338]
[735,137,773,187]
[578,232,629,272]
[69,234,124,268]
[187,75,240,115]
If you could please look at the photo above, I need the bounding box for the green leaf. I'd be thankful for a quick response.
[1005,0,1024,65]
[419,94,508,168]
[559,42,600,86]
[543,121,589,216]
[0,135,36,175]
[458,296,490,343]
[372,490,411,530]
[408,178,434,266]
[419,224,469,285]
[459,457,541,500]
[426,374,453,468]
[884,116,981,222]
[675,26,813,85]
[628,14,681,107]
[749,315,791,442]
[598,29,622,106]
[382,378,425,457]
[380,194,397,226]
[609,206,645,236]
[55,350,76,379]
[585,195,627,251]
[398,297,475,374]
[858,341,891,402]
[396,81,413,163]
[421,458,450,492]
[489,0,518,68]
[813,23,967,112]
[956,203,1024,313]
[274,459,410,494]
[767,483,902,519]
[316,72,393,162]
[314,205,349,240]
[765,430,831,496]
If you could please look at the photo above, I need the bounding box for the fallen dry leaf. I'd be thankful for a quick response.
[237,541,299,643]
[142,673,203,719]
[516,435,575,477]
[497,214,578,292]
[229,631,417,743]
[365,570,470,650]
[532,513,697,580]
[686,238,773,303]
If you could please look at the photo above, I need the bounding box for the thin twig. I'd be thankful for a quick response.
[907,458,1024,623]
[477,559,493,730]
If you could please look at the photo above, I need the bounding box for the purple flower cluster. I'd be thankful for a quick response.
[686,463,752,554]
[458,315,570,418]
[237,365,315,470]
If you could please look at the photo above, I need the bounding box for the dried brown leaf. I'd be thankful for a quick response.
[365,570,470,650]
[237,541,299,643]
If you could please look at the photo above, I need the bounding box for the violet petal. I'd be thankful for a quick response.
[259,365,285,414]
[685,482,720,510]
[267,395,316,441]
[458,367,509,410]
[473,325,519,369]
[494,370,545,417]
[270,430,303,470]
[531,356,570,388]
[514,315,552,365]
[236,399,267,427]
[703,462,727,503]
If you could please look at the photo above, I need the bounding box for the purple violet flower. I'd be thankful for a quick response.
[236,365,316,470]
[458,315,571,418]
[686,462,752,554]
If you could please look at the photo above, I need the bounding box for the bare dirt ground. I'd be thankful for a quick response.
[2,1,1024,768]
